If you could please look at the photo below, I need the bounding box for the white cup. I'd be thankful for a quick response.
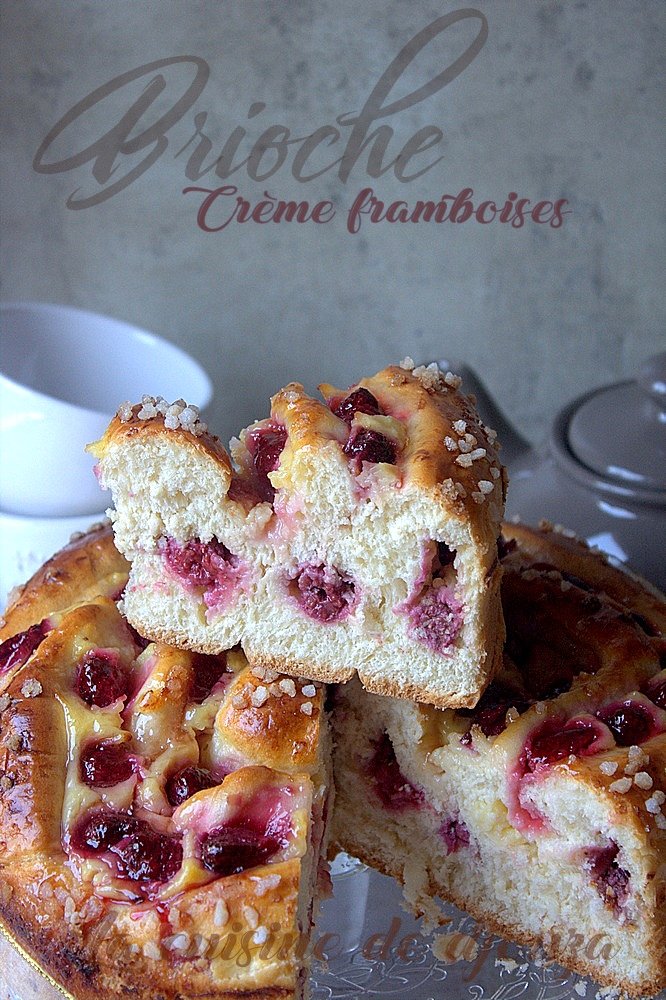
[0,302,213,516]
[0,509,112,610]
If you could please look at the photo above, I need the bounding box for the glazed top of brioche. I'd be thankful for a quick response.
[0,524,128,643]
[0,526,327,998]
[277,361,505,513]
[89,395,232,483]
[422,520,666,844]
[90,364,506,529]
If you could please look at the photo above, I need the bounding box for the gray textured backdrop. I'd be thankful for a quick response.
[1,0,664,445]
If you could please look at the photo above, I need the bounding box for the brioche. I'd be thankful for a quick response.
[331,521,666,997]
[0,526,331,1000]
[90,362,506,708]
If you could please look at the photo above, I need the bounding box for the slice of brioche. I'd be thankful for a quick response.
[90,363,506,708]
[331,521,666,998]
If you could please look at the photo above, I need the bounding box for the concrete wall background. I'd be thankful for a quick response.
[1,0,664,446]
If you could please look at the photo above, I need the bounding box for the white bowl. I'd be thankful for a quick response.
[0,508,111,610]
[0,302,213,516]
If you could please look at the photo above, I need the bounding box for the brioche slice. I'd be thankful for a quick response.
[331,521,666,998]
[0,527,331,1000]
[90,362,506,707]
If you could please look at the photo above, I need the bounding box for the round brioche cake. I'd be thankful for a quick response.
[0,525,331,1000]
[89,361,506,709]
[331,520,666,998]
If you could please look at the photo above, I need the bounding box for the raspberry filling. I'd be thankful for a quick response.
[72,809,182,883]
[199,825,283,876]
[75,649,128,708]
[407,586,464,655]
[440,816,470,855]
[595,699,663,746]
[399,542,463,655]
[79,739,135,788]
[245,421,288,502]
[190,652,230,703]
[162,536,248,614]
[522,716,611,771]
[509,716,613,834]
[584,842,630,915]
[343,428,396,470]
[289,563,357,623]
[332,387,382,423]
[0,620,50,675]
[166,765,217,807]
[366,733,425,812]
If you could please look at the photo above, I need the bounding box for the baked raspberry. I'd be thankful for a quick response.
[408,586,464,655]
[163,536,238,589]
[190,652,229,703]
[440,816,470,855]
[343,428,396,468]
[79,740,135,788]
[584,842,630,914]
[199,825,283,876]
[166,765,216,806]
[0,621,50,675]
[642,672,666,710]
[595,699,661,746]
[71,810,138,853]
[75,649,128,707]
[523,716,609,771]
[245,422,287,502]
[366,734,424,812]
[291,563,356,623]
[333,388,382,423]
[114,829,183,882]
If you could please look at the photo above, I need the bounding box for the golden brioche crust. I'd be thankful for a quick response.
[0,533,328,1000]
[0,524,128,642]
[333,520,666,998]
